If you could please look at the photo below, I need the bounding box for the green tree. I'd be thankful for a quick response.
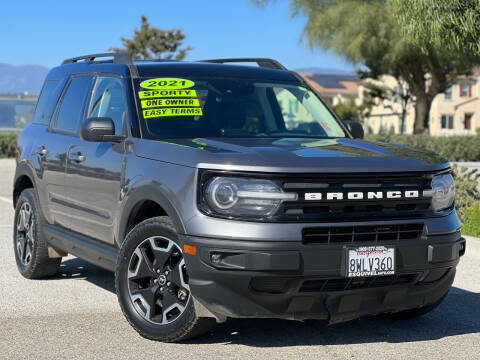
[252,0,480,133]
[391,0,480,57]
[111,15,192,60]
[331,95,370,124]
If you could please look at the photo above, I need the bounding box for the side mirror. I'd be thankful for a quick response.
[80,117,125,142]
[343,120,364,139]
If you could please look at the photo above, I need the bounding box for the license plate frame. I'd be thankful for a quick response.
[345,245,395,278]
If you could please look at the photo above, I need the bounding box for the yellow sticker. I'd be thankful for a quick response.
[140,78,194,90]
[141,98,200,108]
[138,89,197,99]
[143,107,203,118]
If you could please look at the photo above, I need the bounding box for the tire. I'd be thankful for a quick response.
[115,216,216,342]
[13,189,61,279]
[384,292,448,320]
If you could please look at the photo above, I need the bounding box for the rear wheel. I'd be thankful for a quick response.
[115,216,215,342]
[14,189,61,278]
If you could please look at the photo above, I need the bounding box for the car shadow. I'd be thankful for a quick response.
[51,257,116,293]
[50,258,480,346]
[191,286,480,347]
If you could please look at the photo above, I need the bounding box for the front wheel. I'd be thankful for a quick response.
[115,216,215,342]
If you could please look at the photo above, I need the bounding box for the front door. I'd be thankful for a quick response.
[464,113,473,130]
[63,76,128,244]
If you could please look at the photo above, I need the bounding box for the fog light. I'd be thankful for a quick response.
[211,253,222,265]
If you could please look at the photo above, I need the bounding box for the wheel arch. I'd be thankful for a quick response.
[13,162,37,208]
[117,183,187,247]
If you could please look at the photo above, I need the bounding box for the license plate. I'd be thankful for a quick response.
[347,246,395,277]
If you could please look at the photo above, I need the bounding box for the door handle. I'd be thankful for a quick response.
[69,151,86,162]
[36,146,48,156]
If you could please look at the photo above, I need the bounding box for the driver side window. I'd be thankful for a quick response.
[88,77,126,135]
[274,88,314,131]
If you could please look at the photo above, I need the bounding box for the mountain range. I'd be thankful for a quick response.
[0,63,356,95]
[0,63,49,94]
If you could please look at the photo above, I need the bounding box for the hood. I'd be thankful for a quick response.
[134,137,450,173]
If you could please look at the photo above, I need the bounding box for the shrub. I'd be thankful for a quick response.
[452,165,480,236]
[332,96,368,124]
[365,134,480,161]
[461,203,480,237]
[452,165,480,212]
[0,132,18,159]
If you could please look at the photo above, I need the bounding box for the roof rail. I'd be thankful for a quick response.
[201,58,287,70]
[62,52,132,65]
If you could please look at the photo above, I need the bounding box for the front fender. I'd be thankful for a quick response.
[115,178,187,248]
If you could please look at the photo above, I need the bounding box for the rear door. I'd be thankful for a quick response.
[47,75,94,229]
[63,75,128,244]
[29,79,64,224]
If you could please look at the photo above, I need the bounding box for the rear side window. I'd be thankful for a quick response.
[55,76,92,133]
[32,80,60,125]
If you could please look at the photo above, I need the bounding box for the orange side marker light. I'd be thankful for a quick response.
[183,244,197,255]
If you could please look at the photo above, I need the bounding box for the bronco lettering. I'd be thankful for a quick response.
[304,190,422,201]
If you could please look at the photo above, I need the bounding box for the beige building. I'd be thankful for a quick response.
[362,69,480,135]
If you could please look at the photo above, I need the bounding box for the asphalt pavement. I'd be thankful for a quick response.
[0,159,479,360]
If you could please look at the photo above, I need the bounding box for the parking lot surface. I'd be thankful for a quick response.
[0,159,479,359]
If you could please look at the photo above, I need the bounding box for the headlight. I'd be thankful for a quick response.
[201,176,297,218]
[430,174,455,211]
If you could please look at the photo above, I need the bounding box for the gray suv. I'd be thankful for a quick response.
[13,53,465,342]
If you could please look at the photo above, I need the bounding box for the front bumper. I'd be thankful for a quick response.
[180,231,465,323]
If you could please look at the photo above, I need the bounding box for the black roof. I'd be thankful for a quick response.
[134,61,299,82]
[47,53,300,83]
[47,61,132,79]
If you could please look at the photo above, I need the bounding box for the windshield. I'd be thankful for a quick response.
[134,77,346,139]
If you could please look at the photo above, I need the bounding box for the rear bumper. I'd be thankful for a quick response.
[180,231,465,323]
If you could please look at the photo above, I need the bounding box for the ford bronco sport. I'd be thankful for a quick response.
[13,53,465,342]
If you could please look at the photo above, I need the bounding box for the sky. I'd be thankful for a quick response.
[1,0,355,72]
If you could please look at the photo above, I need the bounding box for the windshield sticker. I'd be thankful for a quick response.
[140,78,194,90]
[141,98,200,108]
[138,78,203,119]
[138,89,197,99]
[143,108,203,118]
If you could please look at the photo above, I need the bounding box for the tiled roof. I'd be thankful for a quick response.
[299,72,359,95]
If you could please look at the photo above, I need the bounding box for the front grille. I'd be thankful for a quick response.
[277,172,441,222]
[302,223,424,244]
[249,271,445,295]
[299,274,417,292]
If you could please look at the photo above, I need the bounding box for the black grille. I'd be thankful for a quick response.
[302,223,424,244]
[300,274,417,292]
[278,172,439,222]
